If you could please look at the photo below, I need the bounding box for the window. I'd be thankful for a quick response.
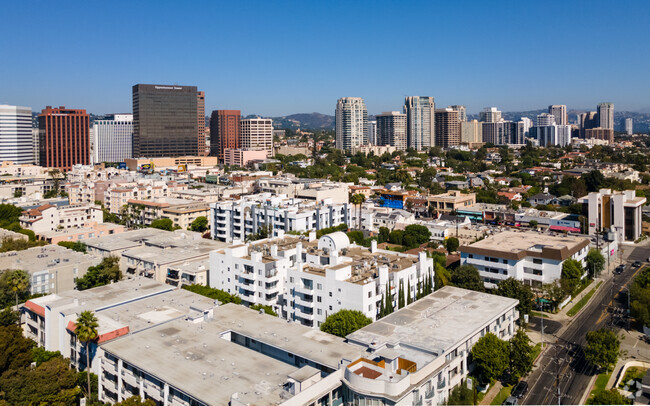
[329,305,332,310]
[329,292,332,297]
[368,291,372,298]
[468,254,473,259]
[317,296,322,303]
[317,309,322,315]
[533,258,542,264]
[290,277,294,283]
[317,283,322,290]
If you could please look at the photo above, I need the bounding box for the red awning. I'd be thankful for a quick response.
[549,225,580,232]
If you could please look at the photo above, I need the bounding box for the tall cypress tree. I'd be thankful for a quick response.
[407,279,412,304]
[379,295,385,318]
[385,282,394,314]
[398,280,405,309]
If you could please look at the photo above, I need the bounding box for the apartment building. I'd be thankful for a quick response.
[210,194,350,242]
[210,232,434,327]
[579,188,646,242]
[105,181,187,213]
[240,118,273,154]
[459,231,590,288]
[21,279,215,373]
[19,203,103,234]
[428,191,476,214]
[92,286,517,406]
[0,245,100,295]
[125,198,210,229]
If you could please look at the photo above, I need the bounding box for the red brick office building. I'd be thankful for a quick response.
[38,106,89,171]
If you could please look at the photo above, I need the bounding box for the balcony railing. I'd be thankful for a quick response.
[437,378,446,389]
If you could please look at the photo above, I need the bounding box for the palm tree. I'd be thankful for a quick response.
[350,193,366,230]
[8,270,29,326]
[75,310,99,398]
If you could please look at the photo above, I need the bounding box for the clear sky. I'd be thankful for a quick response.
[1,0,649,116]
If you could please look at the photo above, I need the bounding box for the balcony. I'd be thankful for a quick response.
[294,284,313,296]
[437,378,446,390]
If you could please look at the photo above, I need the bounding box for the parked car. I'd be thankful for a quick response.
[511,381,529,399]
[503,396,518,405]
[615,264,625,274]
[633,261,642,268]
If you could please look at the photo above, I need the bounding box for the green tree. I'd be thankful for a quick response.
[542,282,566,311]
[445,237,459,253]
[404,224,432,245]
[7,269,29,325]
[350,193,366,230]
[585,328,619,372]
[249,304,278,316]
[496,278,534,316]
[182,284,241,304]
[385,282,394,314]
[190,216,209,232]
[586,249,605,278]
[582,170,605,192]
[76,256,122,291]
[57,240,88,253]
[529,220,539,228]
[509,329,534,382]
[32,347,62,366]
[630,267,650,327]
[378,226,390,243]
[114,396,157,406]
[434,263,451,291]
[589,388,631,405]
[0,307,19,326]
[398,280,405,309]
[150,218,173,231]
[446,379,474,405]
[561,259,583,296]
[320,309,372,338]
[0,324,34,375]
[470,332,509,381]
[75,310,99,398]
[0,204,23,228]
[407,279,412,305]
[451,264,485,292]
[388,229,403,245]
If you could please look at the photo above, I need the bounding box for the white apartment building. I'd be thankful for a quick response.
[404,96,435,150]
[579,188,646,242]
[92,114,134,163]
[479,107,502,123]
[210,232,435,328]
[0,104,33,164]
[625,118,633,135]
[0,244,100,295]
[367,119,378,145]
[19,203,103,234]
[210,193,351,242]
[335,97,367,151]
[536,112,556,126]
[240,118,273,154]
[536,124,572,147]
[459,231,590,289]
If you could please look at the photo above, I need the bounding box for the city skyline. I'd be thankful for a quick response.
[1,1,649,116]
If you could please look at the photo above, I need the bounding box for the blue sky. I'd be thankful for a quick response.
[1,0,649,116]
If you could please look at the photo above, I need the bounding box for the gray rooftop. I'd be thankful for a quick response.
[347,286,518,365]
[0,244,100,274]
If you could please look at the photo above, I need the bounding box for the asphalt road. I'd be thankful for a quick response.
[522,245,649,405]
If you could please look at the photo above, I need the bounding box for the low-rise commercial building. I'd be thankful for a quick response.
[428,191,476,214]
[126,198,210,229]
[579,188,646,242]
[223,148,267,167]
[459,231,589,288]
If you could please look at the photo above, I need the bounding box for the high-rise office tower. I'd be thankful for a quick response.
[536,125,572,147]
[92,114,133,163]
[597,102,614,130]
[460,120,482,144]
[625,118,633,135]
[579,111,598,138]
[209,110,241,160]
[0,105,33,164]
[241,118,273,154]
[548,105,567,125]
[38,106,89,170]
[376,112,407,150]
[132,84,199,158]
[536,113,556,127]
[434,108,460,147]
[404,96,435,150]
[517,117,532,142]
[449,105,467,122]
[479,107,502,123]
[482,121,518,145]
[197,91,207,156]
[367,120,378,145]
[335,97,367,151]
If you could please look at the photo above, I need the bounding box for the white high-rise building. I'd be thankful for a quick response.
[0,105,33,164]
[449,105,467,122]
[335,97,367,151]
[518,117,533,141]
[597,102,614,130]
[536,112,556,126]
[404,96,435,150]
[32,129,39,165]
[92,114,133,163]
[536,124,571,147]
[240,117,273,154]
[548,105,567,125]
[367,120,378,145]
[625,118,633,135]
[479,107,502,123]
[376,111,407,150]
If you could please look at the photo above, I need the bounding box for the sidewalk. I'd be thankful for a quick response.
[479,381,503,405]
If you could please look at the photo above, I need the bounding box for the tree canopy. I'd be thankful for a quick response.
[150,218,173,231]
[190,216,209,233]
[470,332,509,381]
[57,241,88,253]
[496,278,534,316]
[561,259,583,296]
[630,267,650,327]
[320,309,372,338]
[586,249,605,278]
[445,237,460,253]
[182,284,241,304]
[585,328,620,372]
[451,264,485,292]
[589,388,631,405]
[75,256,122,291]
[509,329,535,382]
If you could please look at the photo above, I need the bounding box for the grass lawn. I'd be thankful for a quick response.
[588,369,613,402]
[573,278,594,297]
[567,281,603,317]
[490,384,513,405]
[531,342,543,361]
[530,311,550,319]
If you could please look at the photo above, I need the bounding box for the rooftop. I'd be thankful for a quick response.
[0,244,100,273]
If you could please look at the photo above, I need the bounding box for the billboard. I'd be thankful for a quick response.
[177,164,187,173]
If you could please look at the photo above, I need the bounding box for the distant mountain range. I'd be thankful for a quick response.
[244,113,334,131]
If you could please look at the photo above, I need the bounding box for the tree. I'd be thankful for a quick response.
[582,170,605,192]
[589,389,631,405]
[470,332,509,381]
[445,237,459,253]
[384,282,394,314]
[496,278,534,316]
[114,396,157,406]
[561,259,583,296]
[75,310,99,397]
[32,347,62,366]
[249,304,278,316]
[542,282,566,311]
[388,230,403,245]
[378,227,390,243]
[451,264,485,292]
[529,220,538,228]
[7,270,29,325]
[446,379,474,405]
[509,329,534,382]
[0,307,19,326]
[76,256,122,291]
[630,267,650,327]
[320,309,372,338]
[182,284,242,304]
[57,240,88,253]
[398,280,405,309]
[190,216,209,233]
[585,328,619,372]
[586,249,605,278]
[0,324,34,375]
[150,218,173,231]
[434,263,451,291]
[407,279,412,305]
[350,193,366,230]
[404,224,432,245]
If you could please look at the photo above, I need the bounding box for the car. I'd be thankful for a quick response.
[511,381,529,399]
[615,264,625,274]
[633,261,642,268]
[503,396,518,405]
